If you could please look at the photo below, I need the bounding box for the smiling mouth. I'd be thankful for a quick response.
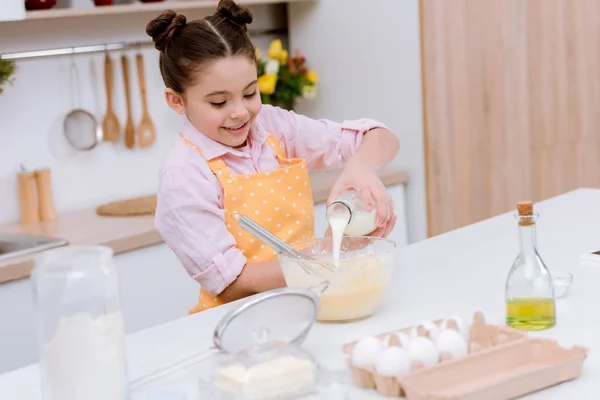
[223,121,249,134]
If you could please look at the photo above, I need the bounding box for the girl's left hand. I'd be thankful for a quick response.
[326,158,395,232]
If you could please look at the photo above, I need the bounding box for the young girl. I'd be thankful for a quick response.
[148,0,400,314]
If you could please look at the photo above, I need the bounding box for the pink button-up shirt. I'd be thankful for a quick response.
[155,104,387,296]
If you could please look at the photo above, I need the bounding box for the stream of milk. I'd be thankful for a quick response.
[327,205,379,267]
[327,212,349,268]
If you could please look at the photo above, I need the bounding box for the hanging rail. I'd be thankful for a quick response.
[0,27,286,60]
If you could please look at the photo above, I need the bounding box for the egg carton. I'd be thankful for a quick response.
[342,311,588,399]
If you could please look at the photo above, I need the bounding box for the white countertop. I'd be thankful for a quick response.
[2,188,600,399]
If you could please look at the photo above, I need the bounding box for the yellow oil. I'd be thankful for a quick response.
[506,297,556,331]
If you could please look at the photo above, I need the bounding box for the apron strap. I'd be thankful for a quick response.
[179,132,287,181]
[264,134,287,159]
[179,133,233,180]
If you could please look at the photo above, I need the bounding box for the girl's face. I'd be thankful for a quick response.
[165,55,262,148]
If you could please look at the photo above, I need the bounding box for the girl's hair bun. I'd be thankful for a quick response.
[217,0,253,26]
[146,10,187,52]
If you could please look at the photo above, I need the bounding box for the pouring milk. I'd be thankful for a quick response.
[326,190,378,267]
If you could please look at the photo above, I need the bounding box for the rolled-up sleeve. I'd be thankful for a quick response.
[257,104,388,170]
[154,165,246,296]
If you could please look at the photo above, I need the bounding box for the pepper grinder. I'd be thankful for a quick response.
[16,165,39,225]
[34,168,56,222]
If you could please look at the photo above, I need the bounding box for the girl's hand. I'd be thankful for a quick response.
[366,212,397,238]
[326,158,395,231]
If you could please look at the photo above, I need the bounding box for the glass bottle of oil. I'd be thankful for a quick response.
[505,201,556,330]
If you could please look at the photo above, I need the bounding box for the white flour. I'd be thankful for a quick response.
[40,312,128,400]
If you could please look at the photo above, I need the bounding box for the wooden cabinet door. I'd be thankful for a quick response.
[421,0,600,237]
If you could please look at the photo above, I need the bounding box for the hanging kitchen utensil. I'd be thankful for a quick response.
[135,52,156,148]
[121,54,135,149]
[129,287,321,389]
[89,57,108,147]
[63,58,101,151]
[102,51,120,143]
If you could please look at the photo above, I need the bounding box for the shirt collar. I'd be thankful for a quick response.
[180,116,269,161]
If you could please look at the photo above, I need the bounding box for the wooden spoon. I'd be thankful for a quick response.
[135,53,156,148]
[121,55,135,149]
[102,52,120,142]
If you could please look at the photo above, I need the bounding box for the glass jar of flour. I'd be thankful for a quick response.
[31,245,129,400]
[326,189,378,236]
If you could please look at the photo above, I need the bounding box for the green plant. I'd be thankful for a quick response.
[0,59,16,95]
[256,40,318,110]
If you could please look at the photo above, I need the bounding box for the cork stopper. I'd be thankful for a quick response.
[516,201,533,216]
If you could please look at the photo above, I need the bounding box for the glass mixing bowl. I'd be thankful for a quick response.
[279,236,396,323]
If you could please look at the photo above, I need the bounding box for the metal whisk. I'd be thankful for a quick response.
[231,212,339,276]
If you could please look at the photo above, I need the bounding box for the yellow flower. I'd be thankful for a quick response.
[268,40,283,59]
[255,47,261,60]
[279,49,288,66]
[268,39,288,65]
[306,69,319,84]
[258,74,278,95]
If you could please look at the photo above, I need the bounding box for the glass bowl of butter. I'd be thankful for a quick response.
[279,236,396,323]
[199,327,351,400]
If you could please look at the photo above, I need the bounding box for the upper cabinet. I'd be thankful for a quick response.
[0,0,310,56]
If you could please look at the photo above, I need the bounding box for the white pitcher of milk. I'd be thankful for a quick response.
[326,189,378,267]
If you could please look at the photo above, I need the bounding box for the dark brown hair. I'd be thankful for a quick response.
[145,0,256,94]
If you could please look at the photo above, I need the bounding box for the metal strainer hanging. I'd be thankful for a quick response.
[63,58,101,151]
[129,287,321,389]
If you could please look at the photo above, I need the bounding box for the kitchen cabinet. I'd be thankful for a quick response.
[0,243,197,375]
[421,0,600,236]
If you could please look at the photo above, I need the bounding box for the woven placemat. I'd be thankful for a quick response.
[96,194,157,217]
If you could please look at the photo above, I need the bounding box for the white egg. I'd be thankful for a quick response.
[435,329,468,359]
[441,315,469,341]
[405,336,439,368]
[374,347,411,377]
[383,331,410,348]
[410,321,440,341]
[351,336,385,367]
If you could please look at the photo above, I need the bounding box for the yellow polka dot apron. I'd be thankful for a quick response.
[180,133,315,314]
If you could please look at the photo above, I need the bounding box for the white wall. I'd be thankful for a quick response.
[0,3,288,224]
[287,0,428,243]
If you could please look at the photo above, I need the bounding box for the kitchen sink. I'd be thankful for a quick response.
[0,233,68,262]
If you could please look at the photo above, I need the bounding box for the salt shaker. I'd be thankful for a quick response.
[34,168,57,222]
[326,189,378,236]
[16,166,39,225]
[31,245,129,400]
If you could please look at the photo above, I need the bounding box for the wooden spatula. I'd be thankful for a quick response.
[121,55,135,149]
[135,53,156,148]
[102,52,120,143]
